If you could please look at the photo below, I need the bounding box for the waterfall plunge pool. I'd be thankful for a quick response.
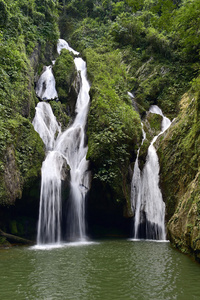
[0,239,200,300]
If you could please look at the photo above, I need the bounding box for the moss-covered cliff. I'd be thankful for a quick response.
[53,48,78,118]
[85,48,141,212]
[0,115,44,206]
[157,80,200,260]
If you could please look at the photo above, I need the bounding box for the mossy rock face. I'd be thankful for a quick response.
[2,146,21,205]
[85,47,142,216]
[157,86,200,261]
[136,112,162,170]
[143,112,162,140]
[49,100,70,130]
[138,139,150,170]
[168,172,200,260]
[121,47,192,119]
[53,48,77,116]
[0,114,45,206]
[0,35,57,208]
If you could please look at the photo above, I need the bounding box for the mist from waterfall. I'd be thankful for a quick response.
[131,105,171,240]
[33,40,90,245]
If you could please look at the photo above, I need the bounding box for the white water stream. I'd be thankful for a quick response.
[35,66,58,101]
[131,105,171,240]
[33,40,90,244]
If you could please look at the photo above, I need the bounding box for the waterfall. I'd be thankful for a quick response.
[57,39,79,56]
[35,66,58,101]
[33,40,90,244]
[131,105,171,240]
[55,57,90,241]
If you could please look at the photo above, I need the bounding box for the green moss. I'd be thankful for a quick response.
[53,49,76,103]
[143,112,162,142]
[158,82,200,260]
[15,116,45,184]
[49,100,70,130]
[148,113,162,134]
[138,139,150,170]
[158,89,200,218]
[85,48,142,204]
[0,113,44,206]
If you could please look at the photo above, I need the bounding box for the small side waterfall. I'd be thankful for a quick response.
[33,40,90,244]
[131,105,171,240]
[35,66,58,101]
[57,39,79,56]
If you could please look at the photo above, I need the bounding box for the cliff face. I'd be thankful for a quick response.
[1,117,45,206]
[0,48,45,207]
[85,48,142,223]
[158,84,200,260]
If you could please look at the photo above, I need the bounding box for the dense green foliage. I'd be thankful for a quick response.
[1,0,59,53]
[49,100,70,130]
[85,48,141,201]
[60,0,199,117]
[0,0,59,113]
[0,113,44,205]
[53,49,76,104]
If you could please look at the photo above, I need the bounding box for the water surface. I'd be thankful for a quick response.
[0,240,200,300]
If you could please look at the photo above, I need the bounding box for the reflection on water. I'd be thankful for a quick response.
[0,240,200,300]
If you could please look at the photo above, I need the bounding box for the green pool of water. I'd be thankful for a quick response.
[0,239,200,300]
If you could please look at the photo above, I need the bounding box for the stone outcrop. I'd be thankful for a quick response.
[157,90,200,261]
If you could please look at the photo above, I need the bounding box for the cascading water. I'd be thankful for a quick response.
[33,40,90,245]
[131,105,171,240]
[55,57,90,241]
[35,66,58,101]
[57,39,79,56]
